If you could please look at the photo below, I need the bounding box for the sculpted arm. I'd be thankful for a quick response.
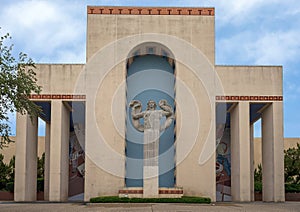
[158,99,174,131]
[129,100,145,132]
[132,111,144,119]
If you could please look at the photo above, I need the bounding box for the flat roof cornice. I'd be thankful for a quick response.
[87,6,214,16]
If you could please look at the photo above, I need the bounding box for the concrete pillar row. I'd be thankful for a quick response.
[49,101,70,201]
[261,102,285,202]
[230,102,251,202]
[14,113,38,201]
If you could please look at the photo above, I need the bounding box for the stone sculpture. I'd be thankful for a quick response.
[129,99,174,197]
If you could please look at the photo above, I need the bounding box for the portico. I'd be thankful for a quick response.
[14,6,284,202]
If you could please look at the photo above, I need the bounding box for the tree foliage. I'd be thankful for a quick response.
[0,153,45,192]
[37,152,45,179]
[254,164,262,182]
[0,30,41,148]
[254,144,300,193]
[254,164,262,192]
[284,143,300,184]
[0,153,14,191]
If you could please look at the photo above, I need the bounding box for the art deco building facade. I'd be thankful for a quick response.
[14,6,284,202]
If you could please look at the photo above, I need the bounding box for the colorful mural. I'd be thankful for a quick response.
[69,123,85,197]
[216,125,232,201]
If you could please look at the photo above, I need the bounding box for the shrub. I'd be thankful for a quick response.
[284,143,300,184]
[254,181,262,192]
[6,182,14,192]
[37,178,44,192]
[90,196,211,204]
[285,183,300,193]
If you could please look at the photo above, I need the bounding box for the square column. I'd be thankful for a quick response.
[49,101,70,201]
[44,122,51,201]
[262,102,285,202]
[250,124,255,201]
[14,113,38,201]
[230,102,251,201]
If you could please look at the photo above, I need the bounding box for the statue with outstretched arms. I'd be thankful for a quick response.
[129,99,174,133]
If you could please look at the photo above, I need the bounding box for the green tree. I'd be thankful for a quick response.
[37,153,45,179]
[7,155,15,182]
[0,153,11,190]
[254,164,262,192]
[0,30,41,148]
[37,153,45,192]
[0,153,45,192]
[254,164,262,182]
[284,143,300,184]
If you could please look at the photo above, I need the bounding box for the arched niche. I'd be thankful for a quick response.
[125,42,176,188]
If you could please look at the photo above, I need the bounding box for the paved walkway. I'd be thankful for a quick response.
[0,202,299,212]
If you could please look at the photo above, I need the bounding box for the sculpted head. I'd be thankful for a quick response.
[147,100,157,110]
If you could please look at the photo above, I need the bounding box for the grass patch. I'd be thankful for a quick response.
[90,196,211,204]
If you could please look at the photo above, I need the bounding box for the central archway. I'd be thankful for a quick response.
[125,43,176,188]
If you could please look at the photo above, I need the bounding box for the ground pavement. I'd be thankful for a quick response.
[0,202,300,212]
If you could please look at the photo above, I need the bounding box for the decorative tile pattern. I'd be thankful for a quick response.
[29,94,86,100]
[216,96,283,101]
[87,6,214,16]
[29,94,282,102]
[118,188,184,194]
[119,189,143,194]
[159,189,183,194]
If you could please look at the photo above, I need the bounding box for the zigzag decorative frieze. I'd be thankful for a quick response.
[29,95,282,101]
[87,6,214,16]
[29,94,86,100]
[216,96,283,101]
[118,188,184,194]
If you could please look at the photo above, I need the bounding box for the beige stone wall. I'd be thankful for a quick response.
[87,14,215,63]
[216,66,283,96]
[84,63,126,201]
[175,62,215,199]
[83,11,217,200]
[0,137,45,164]
[34,64,85,94]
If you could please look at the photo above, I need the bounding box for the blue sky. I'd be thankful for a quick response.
[0,0,299,137]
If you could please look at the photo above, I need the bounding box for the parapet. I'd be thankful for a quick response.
[87,6,214,16]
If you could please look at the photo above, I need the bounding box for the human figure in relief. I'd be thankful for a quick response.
[129,99,174,166]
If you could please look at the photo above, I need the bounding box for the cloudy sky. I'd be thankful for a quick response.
[1,0,299,137]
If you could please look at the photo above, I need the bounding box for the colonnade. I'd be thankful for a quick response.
[229,102,284,202]
[13,100,285,202]
[14,101,70,201]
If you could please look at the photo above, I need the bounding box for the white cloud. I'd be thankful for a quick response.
[0,0,87,63]
[190,0,299,27]
[249,30,300,65]
[215,0,280,23]
[1,0,298,65]
[217,28,300,66]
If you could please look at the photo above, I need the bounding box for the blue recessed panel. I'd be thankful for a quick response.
[126,55,175,187]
